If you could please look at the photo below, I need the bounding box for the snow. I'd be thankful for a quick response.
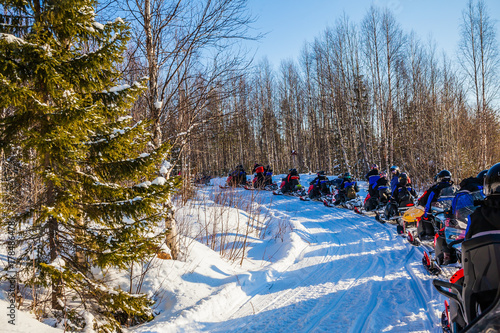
[49,257,65,270]
[92,22,104,30]
[0,299,61,332]
[108,84,131,93]
[0,174,447,332]
[154,100,163,109]
[0,33,26,45]
[152,177,167,185]
[160,160,171,175]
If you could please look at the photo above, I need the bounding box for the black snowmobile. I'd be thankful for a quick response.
[433,233,500,332]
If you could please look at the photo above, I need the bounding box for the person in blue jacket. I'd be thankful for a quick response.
[365,164,380,198]
[417,169,456,238]
[334,173,359,205]
[390,165,400,195]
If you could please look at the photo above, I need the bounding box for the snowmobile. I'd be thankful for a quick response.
[433,233,500,332]
[272,185,307,197]
[363,184,391,212]
[244,183,278,191]
[193,175,212,186]
[420,190,484,276]
[323,186,363,210]
[303,178,342,202]
[374,199,415,225]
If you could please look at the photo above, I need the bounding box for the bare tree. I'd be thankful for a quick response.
[116,0,258,259]
[459,0,500,168]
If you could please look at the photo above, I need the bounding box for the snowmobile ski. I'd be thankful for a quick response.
[422,251,442,275]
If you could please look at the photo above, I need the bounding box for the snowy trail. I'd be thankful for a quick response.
[132,179,447,333]
[206,191,445,333]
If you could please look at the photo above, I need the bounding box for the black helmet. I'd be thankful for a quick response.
[317,170,326,176]
[290,168,298,176]
[390,165,399,173]
[371,164,379,170]
[477,169,488,180]
[437,170,452,182]
[399,173,409,185]
[483,163,500,196]
[344,172,352,180]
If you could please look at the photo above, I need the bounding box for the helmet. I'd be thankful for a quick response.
[477,169,488,180]
[344,172,352,180]
[483,162,500,196]
[390,166,399,173]
[379,171,386,178]
[289,168,298,176]
[317,170,326,176]
[436,170,452,182]
[399,173,408,186]
[371,164,378,170]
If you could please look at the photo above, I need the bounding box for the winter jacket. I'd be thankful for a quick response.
[366,169,380,196]
[281,173,300,193]
[252,164,265,174]
[308,175,330,197]
[228,167,247,186]
[390,171,400,195]
[392,184,417,206]
[465,195,500,240]
[339,179,359,192]
[309,175,329,186]
[375,177,389,190]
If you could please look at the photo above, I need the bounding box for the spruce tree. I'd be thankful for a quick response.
[0,1,179,331]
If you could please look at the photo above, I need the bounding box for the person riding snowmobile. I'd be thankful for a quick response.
[264,165,274,186]
[375,172,391,204]
[308,171,331,199]
[227,164,247,187]
[365,164,380,198]
[433,163,500,332]
[459,169,488,193]
[252,163,265,189]
[417,169,457,238]
[334,172,359,205]
[384,173,417,219]
[392,173,417,207]
[280,168,302,194]
[390,165,401,196]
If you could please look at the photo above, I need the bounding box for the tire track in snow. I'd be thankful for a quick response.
[214,206,344,331]
[303,213,386,332]
[402,246,436,330]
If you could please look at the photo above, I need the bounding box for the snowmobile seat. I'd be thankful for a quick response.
[461,233,500,324]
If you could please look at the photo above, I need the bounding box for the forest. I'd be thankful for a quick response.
[103,0,500,190]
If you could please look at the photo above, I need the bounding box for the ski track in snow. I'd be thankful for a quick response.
[136,178,447,333]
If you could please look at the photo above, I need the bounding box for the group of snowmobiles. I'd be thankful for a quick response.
[219,163,278,191]
[360,164,500,333]
[219,162,500,333]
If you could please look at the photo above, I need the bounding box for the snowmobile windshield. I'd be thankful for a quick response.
[452,190,485,224]
[430,197,453,213]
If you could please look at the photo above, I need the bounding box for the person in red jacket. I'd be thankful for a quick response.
[252,163,265,188]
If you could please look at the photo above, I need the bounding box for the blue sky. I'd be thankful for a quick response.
[245,0,500,68]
